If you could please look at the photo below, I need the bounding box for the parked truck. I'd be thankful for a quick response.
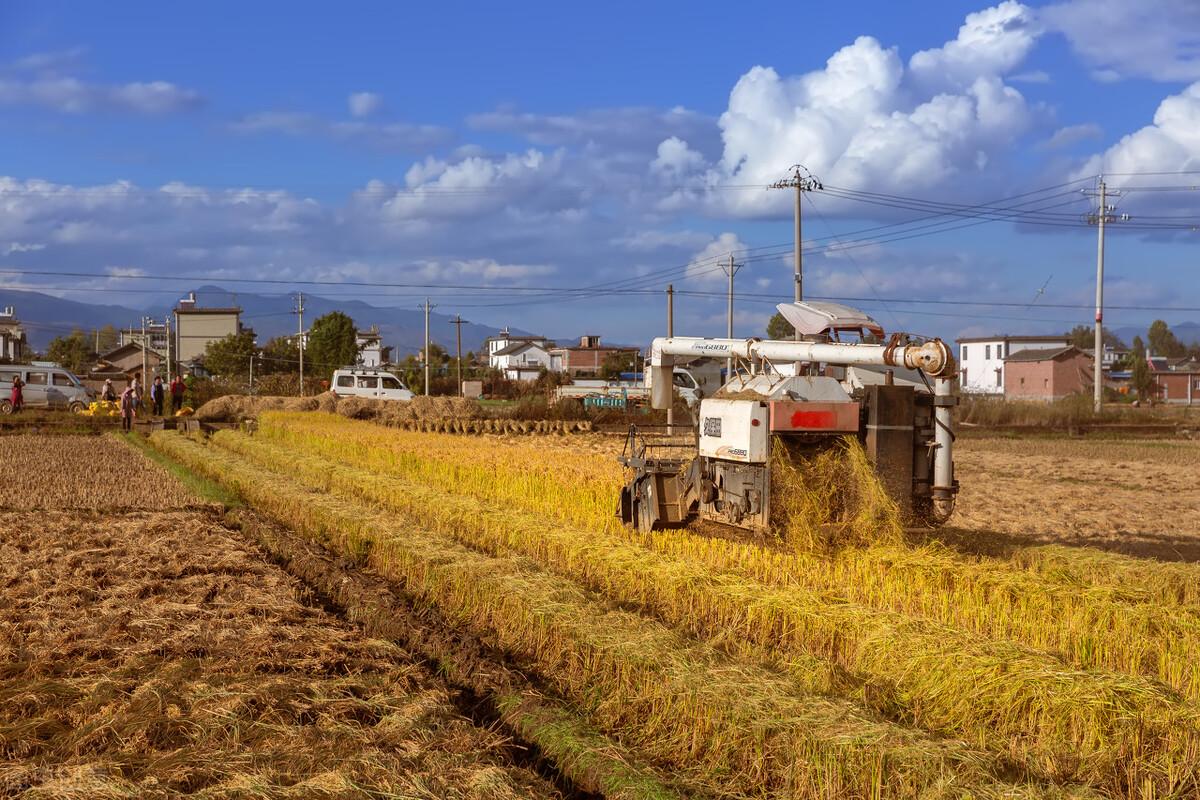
[553,361,722,409]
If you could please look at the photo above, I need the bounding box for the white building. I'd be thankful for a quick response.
[484,328,554,376]
[1082,344,1129,369]
[0,307,26,362]
[356,326,392,368]
[956,334,1070,395]
[491,340,554,381]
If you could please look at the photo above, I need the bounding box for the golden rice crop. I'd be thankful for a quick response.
[255,412,1200,703]
[151,430,1096,800]
[0,434,197,509]
[210,428,1200,797]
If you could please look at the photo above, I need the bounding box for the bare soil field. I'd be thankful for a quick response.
[948,436,1200,560]
[0,438,561,799]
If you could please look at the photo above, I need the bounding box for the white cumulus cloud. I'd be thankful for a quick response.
[1040,0,1200,82]
[1077,82,1200,177]
[703,10,1038,218]
[686,232,747,283]
[348,91,383,118]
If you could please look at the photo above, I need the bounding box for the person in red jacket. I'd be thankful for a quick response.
[169,375,186,414]
[9,376,23,413]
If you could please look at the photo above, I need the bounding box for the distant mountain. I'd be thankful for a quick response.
[1112,322,1200,348]
[0,289,143,349]
[0,286,524,354]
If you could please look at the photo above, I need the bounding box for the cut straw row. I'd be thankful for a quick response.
[148,431,1093,800]
[212,428,1200,797]
[256,412,1200,703]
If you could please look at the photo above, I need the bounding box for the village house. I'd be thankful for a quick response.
[1148,354,1200,404]
[956,334,1071,395]
[0,307,27,362]
[548,335,639,378]
[1003,346,1093,401]
[172,292,250,370]
[484,328,555,380]
[356,326,392,368]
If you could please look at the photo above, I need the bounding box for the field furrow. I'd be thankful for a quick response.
[151,430,1096,800]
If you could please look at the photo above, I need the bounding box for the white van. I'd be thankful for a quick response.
[331,368,414,401]
[0,365,94,413]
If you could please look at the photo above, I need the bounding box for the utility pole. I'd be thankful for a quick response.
[249,353,254,395]
[164,316,172,383]
[295,292,305,396]
[421,298,436,396]
[450,314,467,396]
[666,284,674,436]
[768,165,822,329]
[1085,177,1130,413]
[721,253,742,376]
[141,316,148,390]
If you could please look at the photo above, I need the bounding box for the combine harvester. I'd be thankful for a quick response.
[618,301,958,532]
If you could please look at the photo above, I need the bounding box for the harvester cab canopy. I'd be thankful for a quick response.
[776,301,884,341]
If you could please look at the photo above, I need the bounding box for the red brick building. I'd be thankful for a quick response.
[548,335,639,377]
[1003,346,1092,401]
[1148,356,1200,404]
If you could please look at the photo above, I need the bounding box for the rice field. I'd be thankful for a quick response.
[8,417,1200,799]
[0,434,199,509]
[136,412,1200,799]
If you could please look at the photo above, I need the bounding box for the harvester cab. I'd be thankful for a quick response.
[618,301,959,534]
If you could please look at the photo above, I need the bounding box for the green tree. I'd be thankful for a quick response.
[600,350,637,380]
[1129,335,1153,400]
[259,336,300,373]
[96,324,120,353]
[1147,319,1187,358]
[1066,325,1125,350]
[766,312,794,340]
[203,330,257,379]
[306,311,359,376]
[46,329,94,373]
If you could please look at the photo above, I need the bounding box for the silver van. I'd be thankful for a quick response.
[0,365,94,413]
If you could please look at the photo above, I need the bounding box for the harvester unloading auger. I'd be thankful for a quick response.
[618,301,959,533]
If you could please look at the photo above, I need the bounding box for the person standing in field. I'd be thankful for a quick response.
[101,378,117,403]
[170,375,186,414]
[150,376,165,416]
[120,383,137,431]
[9,376,23,413]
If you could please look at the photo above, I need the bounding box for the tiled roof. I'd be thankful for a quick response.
[1003,345,1083,363]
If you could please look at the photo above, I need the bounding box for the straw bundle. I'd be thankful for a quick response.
[770,436,905,552]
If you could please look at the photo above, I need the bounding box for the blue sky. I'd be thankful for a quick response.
[1,0,1198,349]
